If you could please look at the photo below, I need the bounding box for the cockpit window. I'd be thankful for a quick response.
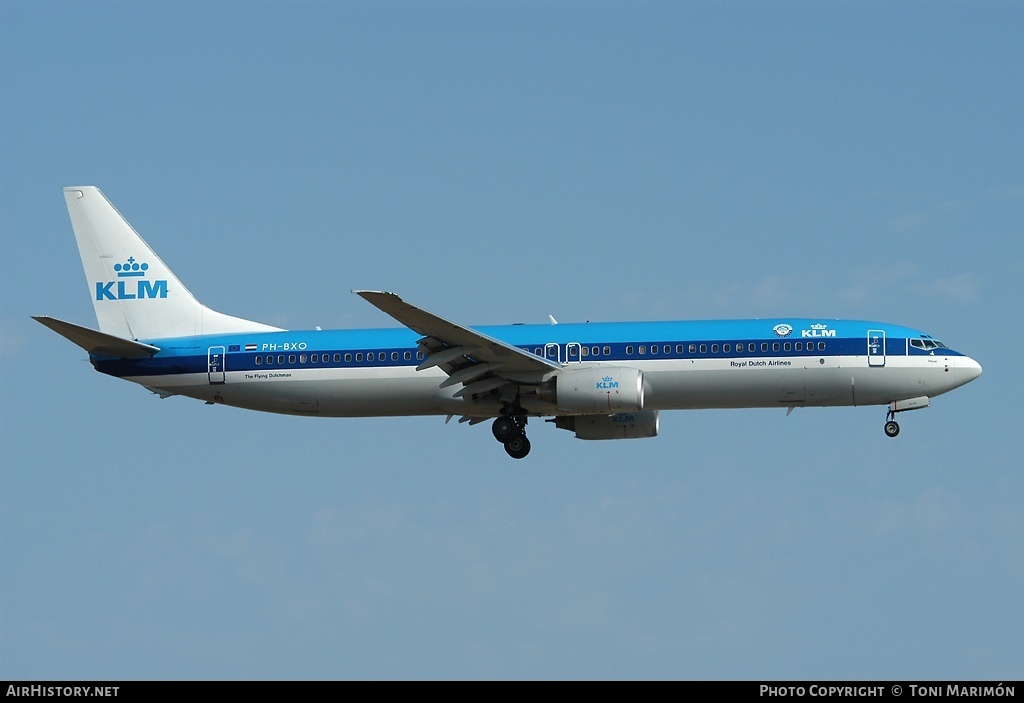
[912,336,947,350]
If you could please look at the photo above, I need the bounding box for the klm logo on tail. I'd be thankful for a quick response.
[95,257,168,301]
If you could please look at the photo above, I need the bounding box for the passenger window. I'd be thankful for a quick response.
[794,342,802,352]
[761,343,768,352]
[748,343,756,353]
[581,347,589,357]
[355,353,363,362]
[289,354,297,364]
[689,344,696,354]
[404,351,411,360]
[344,353,351,362]
[626,346,634,355]
[334,353,342,362]
[300,354,307,363]
[391,352,398,361]
[772,343,780,352]
[639,345,646,355]
[651,345,658,355]
[723,343,731,353]
[711,344,719,353]
[416,352,424,360]
[277,355,285,364]
[312,354,319,363]
[817,342,825,351]
[700,344,707,354]
[676,345,684,354]
[255,356,262,366]
[663,345,670,354]
[603,346,611,356]
[783,343,791,352]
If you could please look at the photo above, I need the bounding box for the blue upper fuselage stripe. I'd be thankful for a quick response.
[90,319,966,378]
[145,318,930,350]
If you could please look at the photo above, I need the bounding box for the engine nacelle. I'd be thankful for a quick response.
[544,366,644,414]
[554,411,660,440]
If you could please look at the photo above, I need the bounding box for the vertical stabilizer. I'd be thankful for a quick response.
[64,187,282,340]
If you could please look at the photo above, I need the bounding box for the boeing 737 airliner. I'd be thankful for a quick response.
[36,187,982,458]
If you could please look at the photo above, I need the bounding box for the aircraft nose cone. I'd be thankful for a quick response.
[956,356,982,386]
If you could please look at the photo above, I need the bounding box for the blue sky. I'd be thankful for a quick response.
[2,0,1021,679]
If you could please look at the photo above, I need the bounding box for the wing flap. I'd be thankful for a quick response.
[417,345,480,371]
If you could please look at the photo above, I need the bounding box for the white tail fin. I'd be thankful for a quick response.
[64,186,282,340]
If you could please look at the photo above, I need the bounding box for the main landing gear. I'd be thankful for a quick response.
[492,412,531,459]
[883,409,900,438]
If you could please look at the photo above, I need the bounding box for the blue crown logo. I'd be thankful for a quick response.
[114,256,149,277]
[602,376,613,383]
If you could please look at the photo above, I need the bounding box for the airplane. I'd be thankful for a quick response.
[36,186,982,459]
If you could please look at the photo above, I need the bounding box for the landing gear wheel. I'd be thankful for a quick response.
[492,416,518,443]
[884,420,900,438]
[504,435,531,459]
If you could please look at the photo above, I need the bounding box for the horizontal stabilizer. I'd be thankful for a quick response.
[33,316,160,358]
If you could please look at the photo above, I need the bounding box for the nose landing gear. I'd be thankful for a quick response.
[883,407,901,437]
[882,397,931,438]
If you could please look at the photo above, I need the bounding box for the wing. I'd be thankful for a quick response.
[353,291,560,400]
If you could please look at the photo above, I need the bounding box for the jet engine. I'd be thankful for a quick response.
[539,366,644,413]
